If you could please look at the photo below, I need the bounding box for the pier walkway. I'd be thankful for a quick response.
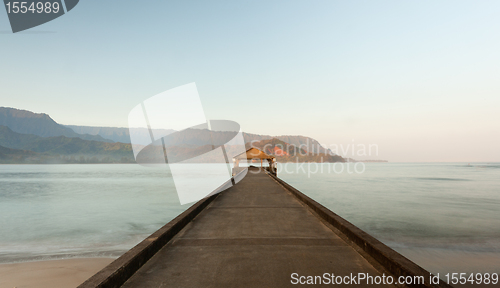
[123,169,393,288]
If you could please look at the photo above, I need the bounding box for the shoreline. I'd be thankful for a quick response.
[0,257,115,288]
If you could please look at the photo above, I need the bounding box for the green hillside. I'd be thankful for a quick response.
[0,145,40,164]
[0,126,134,163]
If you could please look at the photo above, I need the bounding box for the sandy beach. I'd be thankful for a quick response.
[0,258,115,288]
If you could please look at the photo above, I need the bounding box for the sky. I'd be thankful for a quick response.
[1,0,499,162]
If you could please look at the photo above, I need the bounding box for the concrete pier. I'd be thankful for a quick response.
[79,168,452,288]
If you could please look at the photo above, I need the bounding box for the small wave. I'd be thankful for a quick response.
[0,250,122,264]
[416,177,470,181]
[477,165,500,169]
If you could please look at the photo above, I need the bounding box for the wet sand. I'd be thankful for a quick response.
[0,258,114,288]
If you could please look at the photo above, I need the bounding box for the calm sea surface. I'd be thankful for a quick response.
[0,164,184,263]
[0,163,499,276]
[278,162,500,275]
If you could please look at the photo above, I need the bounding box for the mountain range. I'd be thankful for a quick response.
[0,107,345,164]
[66,125,175,145]
[0,107,111,142]
[66,124,333,155]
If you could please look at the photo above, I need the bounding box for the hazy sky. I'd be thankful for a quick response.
[1,1,499,162]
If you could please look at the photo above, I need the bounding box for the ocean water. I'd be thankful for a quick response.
[278,162,500,275]
[1,163,499,277]
[0,164,185,263]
